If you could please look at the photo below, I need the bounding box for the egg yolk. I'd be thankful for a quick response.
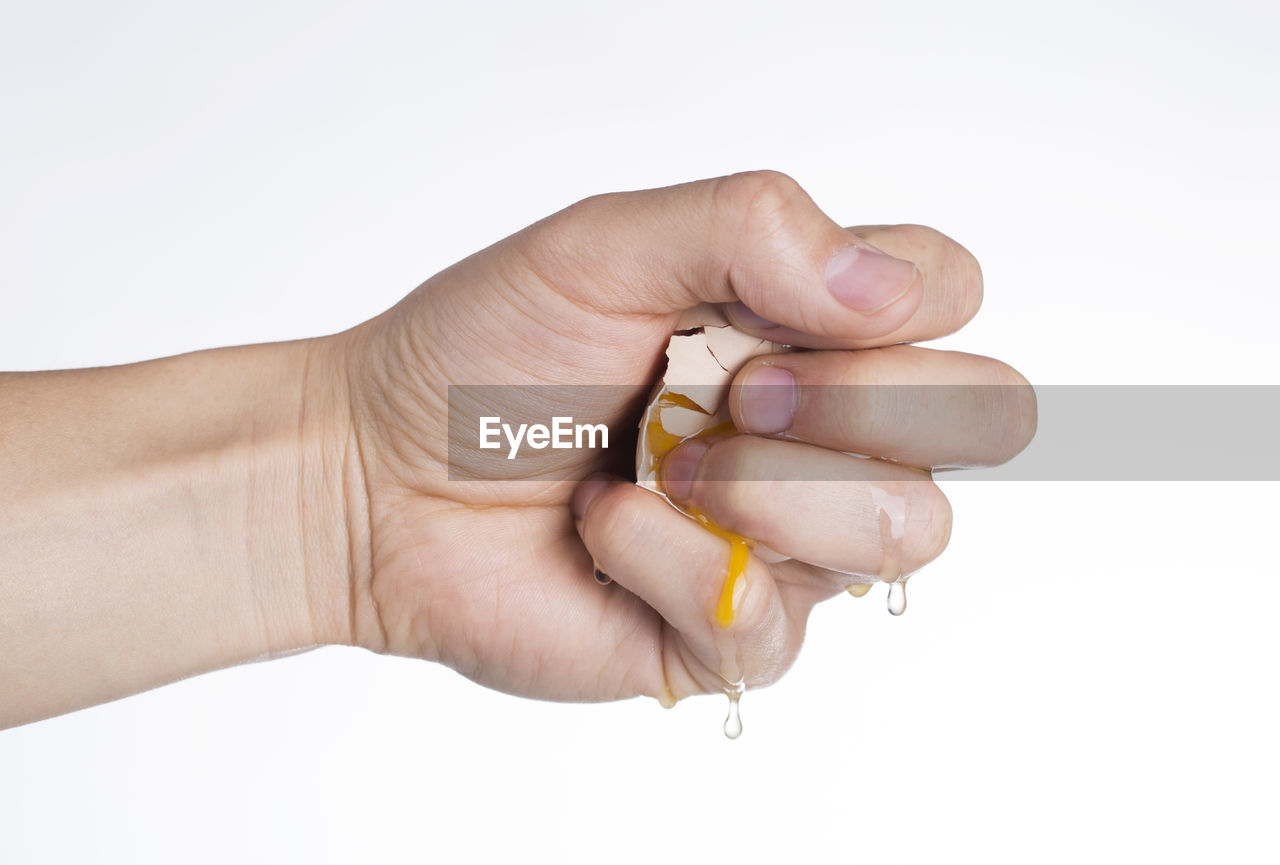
[648,392,753,629]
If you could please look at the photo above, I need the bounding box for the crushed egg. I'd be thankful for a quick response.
[635,304,787,629]
[634,304,909,736]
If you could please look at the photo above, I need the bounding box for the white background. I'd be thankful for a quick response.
[2,1,1277,862]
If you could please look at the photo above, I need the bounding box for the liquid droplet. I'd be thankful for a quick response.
[723,682,744,740]
[886,580,907,616]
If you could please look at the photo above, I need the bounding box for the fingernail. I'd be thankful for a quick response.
[737,365,796,434]
[825,244,917,313]
[726,301,779,330]
[572,474,612,520]
[659,439,710,501]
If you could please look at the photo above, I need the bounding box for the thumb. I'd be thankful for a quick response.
[509,170,922,340]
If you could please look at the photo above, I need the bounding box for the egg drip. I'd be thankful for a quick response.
[871,484,909,616]
[645,392,754,630]
[645,391,753,739]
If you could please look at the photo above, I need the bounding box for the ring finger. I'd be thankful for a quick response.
[658,435,953,579]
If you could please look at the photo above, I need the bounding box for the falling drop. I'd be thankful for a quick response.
[722,679,744,740]
[886,580,907,616]
[870,484,909,617]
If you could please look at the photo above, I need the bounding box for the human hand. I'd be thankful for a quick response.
[329,171,1035,706]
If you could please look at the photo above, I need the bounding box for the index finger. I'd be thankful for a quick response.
[724,223,984,349]
[516,171,926,341]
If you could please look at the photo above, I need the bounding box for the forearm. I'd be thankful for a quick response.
[0,338,355,728]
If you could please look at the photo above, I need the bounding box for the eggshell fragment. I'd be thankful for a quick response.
[635,303,791,493]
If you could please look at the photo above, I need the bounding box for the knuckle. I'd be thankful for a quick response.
[939,234,985,329]
[722,169,805,207]
[517,209,585,288]
[715,169,807,243]
[584,483,649,558]
[715,475,757,522]
[823,351,903,450]
[730,565,773,632]
[535,195,594,249]
[522,192,614,273]
[986,363,1038,462]
[726,562,785,644]
[695,437,778,538]
[906,481,953,569]
[835,375,899,451]
[557,190,611,225]
[948,240,985,325]
[734,580,800,688]
[862,386,902,448]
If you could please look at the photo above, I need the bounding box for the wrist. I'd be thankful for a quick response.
[278,334,365,652]
[320,323,384,654]
[130,336,359,660]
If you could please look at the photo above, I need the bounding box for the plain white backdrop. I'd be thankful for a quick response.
[2,1,1277,862]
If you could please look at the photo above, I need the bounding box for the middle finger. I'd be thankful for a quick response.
[729,344,1038,469]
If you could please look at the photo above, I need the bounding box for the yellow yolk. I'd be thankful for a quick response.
[644,391,709,460]
[711,524,752,628]
[648,395,753,629]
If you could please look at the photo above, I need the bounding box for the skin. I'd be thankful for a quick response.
[0,170,1035,729]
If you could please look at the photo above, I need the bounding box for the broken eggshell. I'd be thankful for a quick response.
[634,303,793,564]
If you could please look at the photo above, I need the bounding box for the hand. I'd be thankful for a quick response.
[332,170,1035,704]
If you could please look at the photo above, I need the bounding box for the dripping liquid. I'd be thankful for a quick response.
[886,580,907,616]
[648,394,753,737]
[871,485,909,617]
[722,678,744,740]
